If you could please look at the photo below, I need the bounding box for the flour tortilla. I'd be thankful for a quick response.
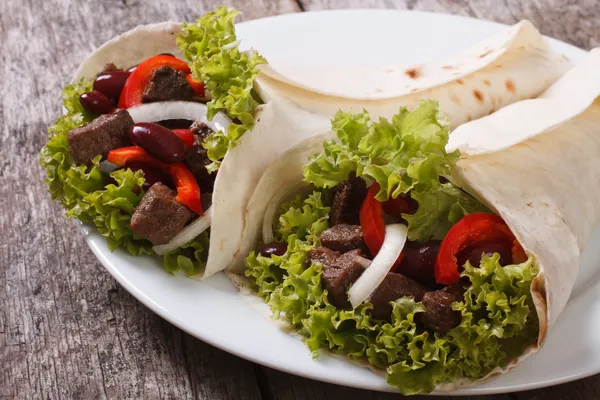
[256,20,571,127]
[231,48,600,391]
[71,22,330,278]
[448,48,600,338]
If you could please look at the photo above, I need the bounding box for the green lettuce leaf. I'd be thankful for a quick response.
[40,79,96,210]
[276,190,331,242]
[246,192,539,395]
[163,232,210,275]
[177,6,266,171]
[303,101,457,201]
[40,82,208,275]
[404,183,490,242]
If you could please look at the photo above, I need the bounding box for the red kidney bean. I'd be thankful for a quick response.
[93,71,131,102]
[395,240,440,287]
[79,90,115,115]
[457,240,512,269]
[127,163,172,189]
[259,242,287,257]
[128,122,187,163]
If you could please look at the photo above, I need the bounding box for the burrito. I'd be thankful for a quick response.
[233,49,600,394]
[256,20,571,128]
[39,7,266,277]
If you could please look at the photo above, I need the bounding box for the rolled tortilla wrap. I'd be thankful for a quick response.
[232,48,600,391]
[71,22,332,278]
[448,47,600,337]
[256,20,571,127]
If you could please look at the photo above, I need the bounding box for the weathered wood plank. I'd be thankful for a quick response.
[300,0,600,49]
[257,367,512,400]
[0,0,297,399]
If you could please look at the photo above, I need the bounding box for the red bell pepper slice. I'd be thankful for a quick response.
[186,75,206,98]
[359,183,407,267]
[107,146,203,215]
[434,212,525,285]
[118,55,191,109]
[172,129,195,149]
[360,184,386,256]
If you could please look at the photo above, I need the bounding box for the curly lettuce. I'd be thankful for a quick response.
[246,191,539,395]
[303,102,488,242]
[304,101,456,200]
[177,6,266,171]
[404,183,490,241]
[40,82,207,275]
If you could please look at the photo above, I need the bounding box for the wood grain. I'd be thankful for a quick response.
[301,0,600,49]
[1,0,599,399]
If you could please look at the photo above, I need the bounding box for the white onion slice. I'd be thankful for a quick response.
[348,224,408,309]
[127,101,231,133]
[153,207,212,255]
[262,182,311,244]
[355,256,372,269]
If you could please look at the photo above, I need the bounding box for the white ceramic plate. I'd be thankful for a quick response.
[81,10,599,395]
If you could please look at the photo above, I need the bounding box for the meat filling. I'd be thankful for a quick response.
[329,176,367,225]
[142,66,194,103]
[420,285,465,333]
[369,273,428,321]
[130,183,193,245]
[184,122,216,192]
[320,224,367,253]
[316,248,365,309]
[68,109,133,165]
[309,247,340,268]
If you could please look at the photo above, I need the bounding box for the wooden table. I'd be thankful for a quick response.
[2,0,599,399]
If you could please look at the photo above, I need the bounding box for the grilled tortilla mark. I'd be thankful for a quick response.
[473,89,484,103]
[505,79,517,94]
[479,48,493,58]
[405,66,422,79]
[483,79,491,86]
[450,94,461,106]
[456,79,465,85]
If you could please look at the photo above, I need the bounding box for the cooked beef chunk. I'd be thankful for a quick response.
[330,176,367,225]
[142,66,193,103]
[320,224,367,253]
[421,285,465,333]
[130,183,193,245]
[158,119,194,130]
[185,129,216,192]
[189,121,213,139]
[395,240,440,287]
[321,249,365,308]
[68,109,133,165]
[309,247,340,269]
[100,63,121,75]
[369,273,428,321]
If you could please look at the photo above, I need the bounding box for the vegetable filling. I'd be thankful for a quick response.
[39,7,264,275]
[245,102,539,394]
